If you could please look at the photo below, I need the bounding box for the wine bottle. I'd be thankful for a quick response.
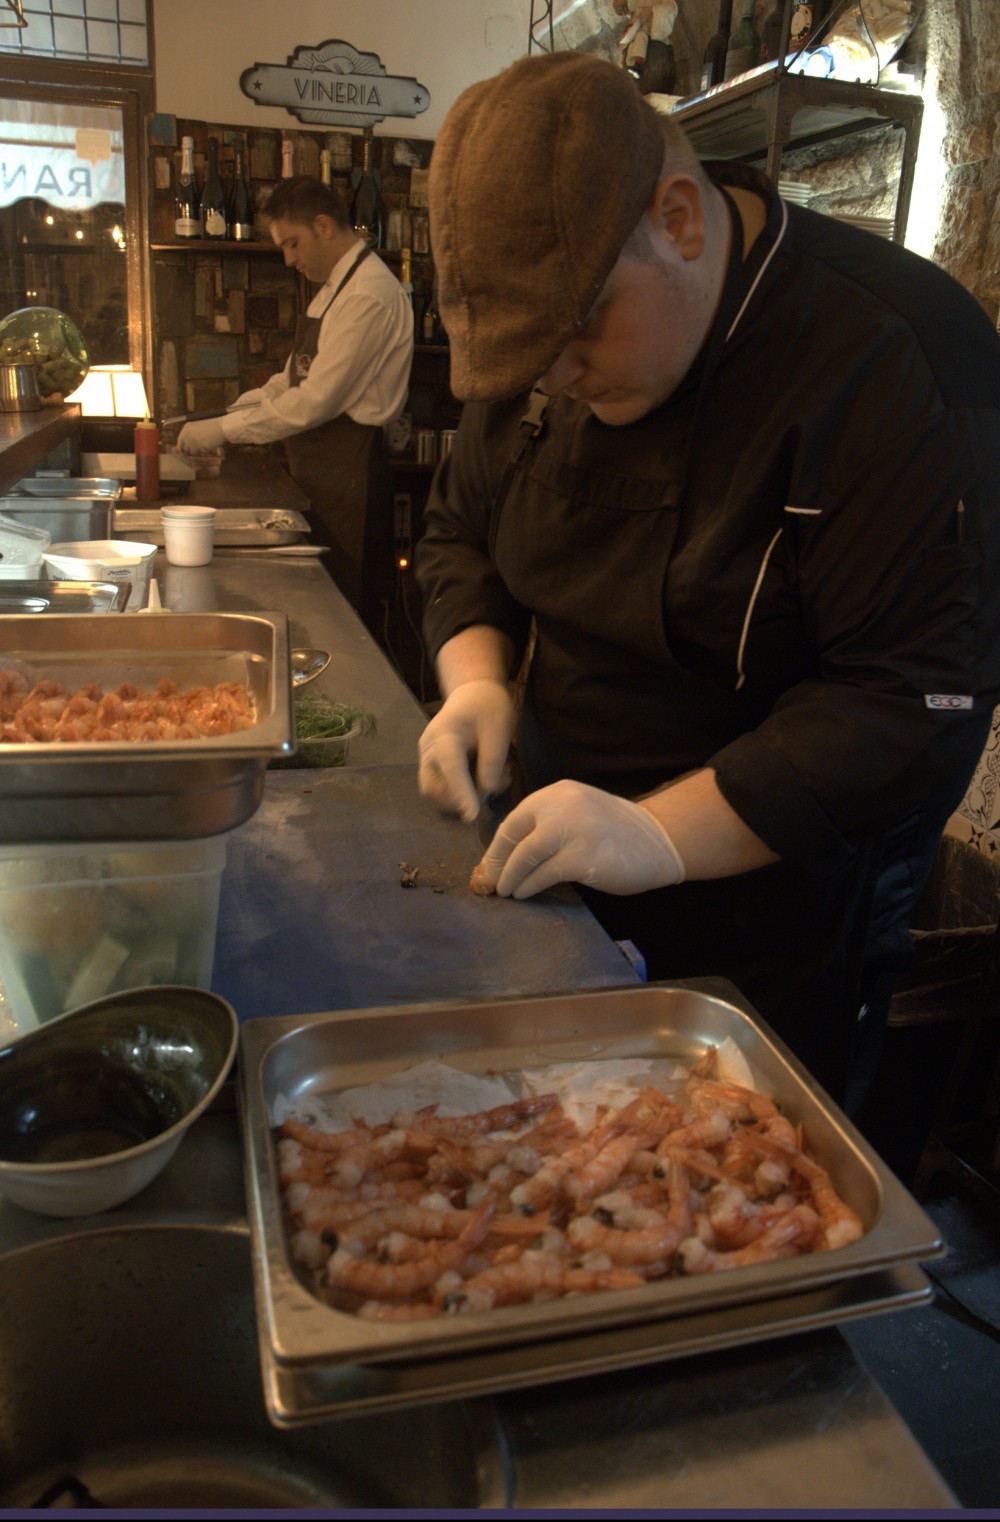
[281,138,295,179]
[759,1,786,63]
[399,247,414,306]
[227,141,252,241]
[700,0,734,90]
[351,132,386,250]
[423,268,446,346]
[319,149,332,187]
[200,136,226,240]
[174,135,200,239]
[724,0,761,79]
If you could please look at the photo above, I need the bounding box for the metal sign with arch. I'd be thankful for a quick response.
[240,39,430,129]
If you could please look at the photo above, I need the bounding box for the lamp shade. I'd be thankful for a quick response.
[66,365,150,418]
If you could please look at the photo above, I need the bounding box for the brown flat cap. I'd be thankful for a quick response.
[429,52,665,402]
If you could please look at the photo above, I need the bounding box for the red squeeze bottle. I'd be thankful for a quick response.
[134,417,160,501]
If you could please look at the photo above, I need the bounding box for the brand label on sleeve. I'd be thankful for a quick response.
[924,694,974,710]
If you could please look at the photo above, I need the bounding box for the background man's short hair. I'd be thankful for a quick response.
[264,176,351,229]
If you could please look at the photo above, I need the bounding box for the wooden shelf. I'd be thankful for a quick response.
[0,404,81,495]
[151,240,278,252]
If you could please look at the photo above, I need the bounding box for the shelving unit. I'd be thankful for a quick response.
[151,241,279,253]
[671,64,923,243]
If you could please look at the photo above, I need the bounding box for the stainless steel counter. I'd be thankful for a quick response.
[0,544,959,1510]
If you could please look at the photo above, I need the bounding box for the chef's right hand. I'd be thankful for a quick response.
[177,417,226,454]
[418,678,515,824]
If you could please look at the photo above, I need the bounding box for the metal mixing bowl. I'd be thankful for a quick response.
[0,985,238,1216]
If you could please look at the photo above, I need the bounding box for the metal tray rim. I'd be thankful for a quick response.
[238,982,945,1376]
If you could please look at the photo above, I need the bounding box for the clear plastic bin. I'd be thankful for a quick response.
[0,835,228,1038]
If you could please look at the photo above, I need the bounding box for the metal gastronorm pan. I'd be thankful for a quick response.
[0,611,293,842]
[239,981,944,1386]
[0,496,113,542]
[116,507,310,548]
[0,579,130,614]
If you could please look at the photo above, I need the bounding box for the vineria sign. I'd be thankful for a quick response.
[240,39,430,129]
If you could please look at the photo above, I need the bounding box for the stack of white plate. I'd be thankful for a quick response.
[778,180,812,206]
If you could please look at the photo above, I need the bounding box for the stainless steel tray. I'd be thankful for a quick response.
[10,477,122,499]
[0,611,294,842]
[116,507,310,547]
[239,983,944,1391]
[0,496,114,542]
[0,579,130,614]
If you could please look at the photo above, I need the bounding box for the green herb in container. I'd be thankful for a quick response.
[271,694,376,769]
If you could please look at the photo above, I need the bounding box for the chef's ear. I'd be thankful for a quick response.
[313,213,338,241]
[647,175,705,260]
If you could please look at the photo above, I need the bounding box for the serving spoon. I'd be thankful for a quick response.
[290,647,331,688]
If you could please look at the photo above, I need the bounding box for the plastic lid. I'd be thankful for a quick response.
[0,510,51,561]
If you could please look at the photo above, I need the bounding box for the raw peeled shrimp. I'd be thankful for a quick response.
[438,1250,645,1313]
[510,1096,658,1215]
[702,1180,802,1251]
[679,1203,821,1273]
[567,1158,694,1267]
[325,1201,496,1301]
[741,1132,865,1250]
[276,1054,867,1320]
[279,1116,388,1154]
[411,1093,560,1139]
[0,668,257,744]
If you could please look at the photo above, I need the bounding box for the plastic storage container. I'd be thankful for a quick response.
[42,539,157,610]
[0,511,49,581]
[0,835,228,1038]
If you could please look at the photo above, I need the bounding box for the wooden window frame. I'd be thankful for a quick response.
[0,29,156,405]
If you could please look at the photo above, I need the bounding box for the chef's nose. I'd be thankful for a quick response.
[538,346,585,397]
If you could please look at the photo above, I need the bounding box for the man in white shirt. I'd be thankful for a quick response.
[178,176,413,626]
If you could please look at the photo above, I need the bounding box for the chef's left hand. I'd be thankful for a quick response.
[478,780,687,899]
[177,417,226,454]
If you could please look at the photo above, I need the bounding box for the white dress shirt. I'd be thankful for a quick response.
[218,240,413,445]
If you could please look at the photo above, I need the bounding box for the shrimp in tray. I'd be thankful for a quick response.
[274,1053,868,1321]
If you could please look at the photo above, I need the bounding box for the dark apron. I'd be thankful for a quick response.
[285,246,392,625]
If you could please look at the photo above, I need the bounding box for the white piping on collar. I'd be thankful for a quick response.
[725,196,788,344]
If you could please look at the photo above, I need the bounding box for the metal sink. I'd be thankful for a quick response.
[0,1224,508,1509]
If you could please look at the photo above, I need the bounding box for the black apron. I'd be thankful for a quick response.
[285,245,392,625]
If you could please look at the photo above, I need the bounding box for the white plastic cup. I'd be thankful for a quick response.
[161,505,216,567]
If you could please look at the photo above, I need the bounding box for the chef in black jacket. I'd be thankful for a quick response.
[414,53,1000,1122]
[178,177,413,629]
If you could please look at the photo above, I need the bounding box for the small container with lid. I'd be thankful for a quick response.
[160,504,216,567]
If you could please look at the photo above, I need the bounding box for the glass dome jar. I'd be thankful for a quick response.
[0,307,89,403]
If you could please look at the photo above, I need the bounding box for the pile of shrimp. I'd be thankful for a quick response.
[0,668,256,742]
[276,1049,865,1324]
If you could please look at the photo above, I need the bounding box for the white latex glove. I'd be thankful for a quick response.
[417,678,516,824]
[177,417,226,454]
[478,779,687,899]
